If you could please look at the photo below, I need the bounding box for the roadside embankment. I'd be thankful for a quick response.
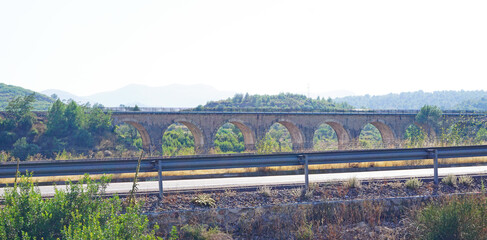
[141,175,487,239]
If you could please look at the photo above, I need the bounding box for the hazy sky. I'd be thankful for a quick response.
[1,1,486,97]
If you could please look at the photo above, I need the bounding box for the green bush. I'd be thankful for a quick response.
[405,178,423,190]
[441,174,458,187]
[414,196,487,240]
[191,194,216,208]
[12,137,39,161]
[0,173,160,240]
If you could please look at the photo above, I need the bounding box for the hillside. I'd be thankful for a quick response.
[0,83,54,110]
[197,93,353,111]
[335,90,487,110]
[456,97,487,111]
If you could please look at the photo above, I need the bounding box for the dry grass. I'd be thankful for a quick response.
[343,177,361,189]
[405,178,423,190]
[233,196,392,239]
[257,185,274,197]
[458,175,474,186]
[224,188,237,197]
[290,188,303,199]
[441,174,457,187]
[387,181,403,189]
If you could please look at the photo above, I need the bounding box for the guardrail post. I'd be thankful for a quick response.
[158,160,163,199]
[427,149,439,185]
[299,155,309,190]
[305,155,309,190]
[433,149,439,185]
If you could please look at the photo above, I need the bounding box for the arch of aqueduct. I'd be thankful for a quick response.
[111,111,473,154]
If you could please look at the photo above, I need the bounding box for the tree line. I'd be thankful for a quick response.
[0,94,114,160]
[195,93,353,111]
[335,90,487,110]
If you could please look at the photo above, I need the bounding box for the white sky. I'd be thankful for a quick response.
[1,1,486,97]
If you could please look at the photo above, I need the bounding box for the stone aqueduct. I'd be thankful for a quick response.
[111,111,466,154]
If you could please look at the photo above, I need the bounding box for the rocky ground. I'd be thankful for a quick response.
[138,175,484,212]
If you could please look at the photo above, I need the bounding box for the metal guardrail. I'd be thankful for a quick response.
[2,145,487,198]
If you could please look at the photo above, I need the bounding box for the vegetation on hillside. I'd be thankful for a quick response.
[335,90,487,110]
[196,93,353,111]
[0,96,115,160]
[0,83,54,110]
[457,96,487,111]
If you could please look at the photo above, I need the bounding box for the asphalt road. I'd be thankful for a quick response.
[2,165,487,197]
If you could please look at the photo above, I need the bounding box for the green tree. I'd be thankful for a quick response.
[0,94,38,151]
[44,100,113,156]
[214,124,245,153]
[416,105,443,135]
[404,124,426,147]
[256,135,278,154]
[440,116,487,146]
[87,108,112,135]
[162,125,195,156]
[64,101,84,134]
[46,99,68,137]
[476,128,487,143]
[115,124,143,150]
[5,93,36,134]
[12,137,39,161]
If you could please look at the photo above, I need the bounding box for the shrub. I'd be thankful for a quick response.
[414,196,487,240]
[387,181,403,189]
[0,173,160,240]
[258,186,274,197]
[441,174,457,187]
[303,188,314,200]
[290,188,304,199]
[290,187,314,200]
[179,224,233,240]
[192,194,216,208]
[308,182,320,192]
[12,137,39,161]
[224,188,237,197]
[405,178,423,190]
[343,177,361,189]
[296,223,313,240]
[458,175,474,186]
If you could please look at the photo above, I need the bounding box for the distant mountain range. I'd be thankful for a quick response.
[42,84,235,108]
[2,82,487,111]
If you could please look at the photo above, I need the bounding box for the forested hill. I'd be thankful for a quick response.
[0,83,54,110]
[335,90,487,110]
[196,93,353,111]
